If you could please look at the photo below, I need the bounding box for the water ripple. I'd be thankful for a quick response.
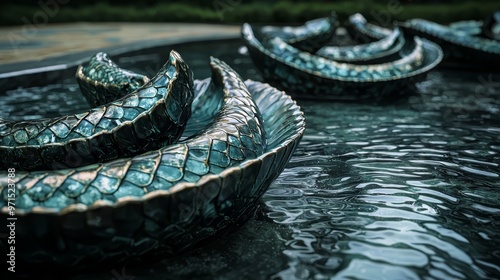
[262,70,500,279]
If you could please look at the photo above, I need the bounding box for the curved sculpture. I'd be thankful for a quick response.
[449,20,482,37]
[0,56,305,271]
[316,27,405,64]
[398,18,500,67]
[258,13,338,53]
[2,56,266,213]
[76,52,150,107]
[346,13,393,43]
[242,23,442,101]
[0,51,193,171]
[481,11,500,41]
[447,12,500,41]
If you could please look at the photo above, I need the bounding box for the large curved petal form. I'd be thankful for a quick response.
[346,13,392,43]
[398,18,500,67]
[316,27,405,64]
[0,58,305,272]
[0,51,194,171]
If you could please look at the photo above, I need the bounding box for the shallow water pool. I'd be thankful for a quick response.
[1,39,499,279]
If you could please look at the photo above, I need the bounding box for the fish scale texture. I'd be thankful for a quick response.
[0,57,265,212]
[77,52,150,106]
[0,51,193,171]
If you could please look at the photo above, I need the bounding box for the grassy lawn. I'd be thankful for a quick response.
[2,1,499,26]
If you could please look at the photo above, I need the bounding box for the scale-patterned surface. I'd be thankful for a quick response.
[0,51,193,171]
[242,23,442,101]
[316,27,404,64]
[0,61,305,274]
[76,52,150,106]
[0,57,265,212]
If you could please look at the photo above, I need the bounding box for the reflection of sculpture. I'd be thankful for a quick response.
[0,53,305,270]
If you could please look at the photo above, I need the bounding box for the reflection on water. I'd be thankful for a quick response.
[1,40,499,279]
[267,95,499,279]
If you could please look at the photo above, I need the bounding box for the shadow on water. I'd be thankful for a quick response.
[1,39,499,279]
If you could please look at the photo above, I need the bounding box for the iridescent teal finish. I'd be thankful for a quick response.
[0,58,305,271]
[0,57,265,212]
[449,20,483,37]
[346,13,393,43]
[258,13,337,53]
[482,11,500,41]
[316,27,405,64]
[242,23,443,101]
[76,52,150,106]
[345,14,445,61]
[447,16,500,40]
[398,18,500,67]
[0,51,193,171]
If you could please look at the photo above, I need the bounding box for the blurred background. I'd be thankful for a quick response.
[2,0,499,26]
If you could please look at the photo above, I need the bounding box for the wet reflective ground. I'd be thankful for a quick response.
[1,40,499,279]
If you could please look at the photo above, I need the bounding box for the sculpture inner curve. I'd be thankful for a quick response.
[316,27,405,64]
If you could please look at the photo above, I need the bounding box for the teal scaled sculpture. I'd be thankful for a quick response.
[242,21,443,101]
[0,50,193,171]
[0,52,305,273]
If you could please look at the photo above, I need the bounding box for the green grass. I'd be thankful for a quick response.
[2,1,499,26]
